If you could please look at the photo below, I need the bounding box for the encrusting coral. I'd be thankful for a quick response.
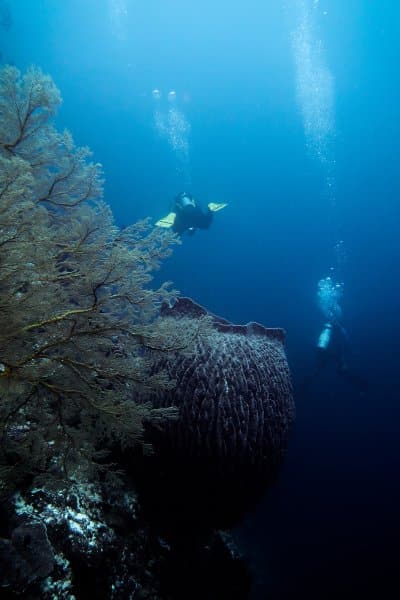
[0,65,196,492]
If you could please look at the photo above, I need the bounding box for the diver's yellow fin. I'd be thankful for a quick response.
[208,202,228,213]
[155,212,176,228]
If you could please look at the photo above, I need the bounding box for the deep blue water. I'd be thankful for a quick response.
[2,1,400,597]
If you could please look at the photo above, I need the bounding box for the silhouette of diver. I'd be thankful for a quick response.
[156,192,227,235]
[302,320,367,394]
[300,275,367,394]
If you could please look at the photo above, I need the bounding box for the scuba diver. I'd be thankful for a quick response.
[156,192,227,235]
[316,320,350,376]
[301,277,367,394]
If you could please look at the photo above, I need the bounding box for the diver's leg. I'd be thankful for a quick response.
[337,361,368,393]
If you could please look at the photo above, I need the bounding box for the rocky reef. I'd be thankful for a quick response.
[0,477,251,599]
[0,299,294,599]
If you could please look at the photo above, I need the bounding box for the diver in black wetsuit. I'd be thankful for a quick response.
[155,192,227,235]
[299,275,368,394]
[302,320,367,393]
[316,321,349,373]
[172,192,213,235]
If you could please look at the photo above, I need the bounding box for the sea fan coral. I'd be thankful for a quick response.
[0,66,190,492]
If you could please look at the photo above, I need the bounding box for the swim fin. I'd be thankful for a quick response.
[155,212,176,228]
[208,202,228,213]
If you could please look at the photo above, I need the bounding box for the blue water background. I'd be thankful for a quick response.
[2,1,400,596]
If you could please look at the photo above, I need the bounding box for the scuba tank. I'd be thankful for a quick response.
[317,322,332,350]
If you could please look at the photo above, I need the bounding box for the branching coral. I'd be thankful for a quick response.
[0,66,195,492]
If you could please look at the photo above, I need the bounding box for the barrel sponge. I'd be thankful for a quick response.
[151,297,295,470]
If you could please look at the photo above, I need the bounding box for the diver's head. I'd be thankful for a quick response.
[175,192,196,209]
